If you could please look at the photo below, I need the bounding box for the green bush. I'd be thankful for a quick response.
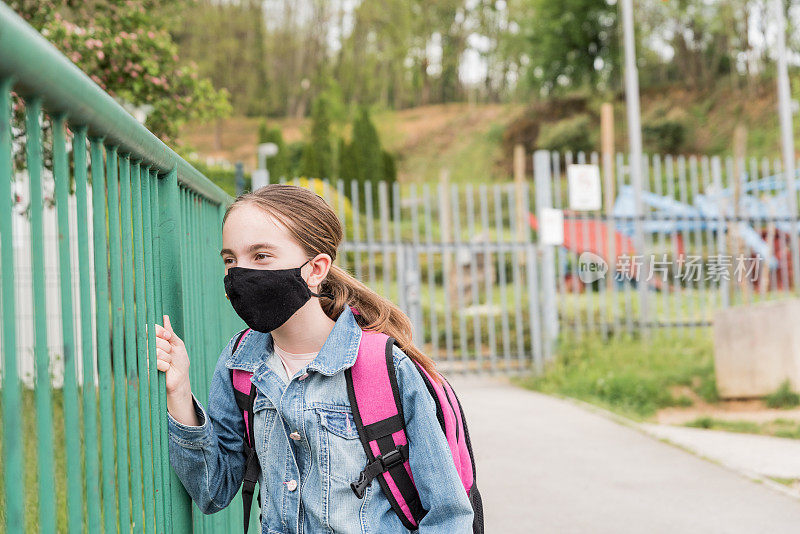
[643,118,686,154]
[765,380,800,408]
[535,114,594,154]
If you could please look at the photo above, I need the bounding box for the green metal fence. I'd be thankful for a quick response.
[0,4,254,532]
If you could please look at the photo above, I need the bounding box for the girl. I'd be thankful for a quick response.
[158,184,474,533]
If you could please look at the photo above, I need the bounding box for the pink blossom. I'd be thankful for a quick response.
[97,50,105,60]
[147,31,156,39]
[131,71,138,78]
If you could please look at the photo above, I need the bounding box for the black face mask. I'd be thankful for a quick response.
[223,259,334,333]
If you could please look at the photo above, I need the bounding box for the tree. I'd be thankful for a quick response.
[524,0,619,95]
[351,105,383,185]
[173,0,269,116]
[9,0,230,143]
[299,95,333,179]
[339,105,396,210]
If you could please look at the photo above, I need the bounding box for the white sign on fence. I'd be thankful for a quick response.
[567,164,602,211]
[540,207,564,246]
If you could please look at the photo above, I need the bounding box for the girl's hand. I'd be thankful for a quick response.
[155,314,191,398]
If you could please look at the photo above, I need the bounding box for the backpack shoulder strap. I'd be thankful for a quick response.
[228,328,262,534]
[345,330,426,530]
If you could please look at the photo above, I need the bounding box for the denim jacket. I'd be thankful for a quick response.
[167,305,474,533]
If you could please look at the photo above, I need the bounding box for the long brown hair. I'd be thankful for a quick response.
[222,183,439,380]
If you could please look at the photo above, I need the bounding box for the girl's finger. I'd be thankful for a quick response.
[156,337,172,353]
[162,314,185,348]
[156,359,169,372]
[157,348,172,364]
[155,324,171,342]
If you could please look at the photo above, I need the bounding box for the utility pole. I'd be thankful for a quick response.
[620,0,649,329]
[773,0,800,292]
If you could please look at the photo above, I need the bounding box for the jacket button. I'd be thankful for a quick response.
[286,479,297,491]
[289,431,301,441]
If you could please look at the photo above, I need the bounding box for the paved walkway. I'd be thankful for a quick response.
[640,423,800,480]
[450,375,800,533]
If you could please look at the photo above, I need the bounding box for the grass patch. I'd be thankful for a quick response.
[514,331,717,420]
[684,416,800,439]
[768,476,800,487]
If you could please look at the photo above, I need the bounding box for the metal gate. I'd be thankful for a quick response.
[531,148,800,339]
[300,178,551,375]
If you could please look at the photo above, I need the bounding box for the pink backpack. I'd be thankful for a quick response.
[229,325,484,533]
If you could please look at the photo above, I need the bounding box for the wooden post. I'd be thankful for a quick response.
[601,103,616,290]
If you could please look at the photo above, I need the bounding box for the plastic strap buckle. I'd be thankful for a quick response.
[350,445,408,499]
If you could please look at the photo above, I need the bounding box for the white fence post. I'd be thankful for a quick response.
[534,150,559,360]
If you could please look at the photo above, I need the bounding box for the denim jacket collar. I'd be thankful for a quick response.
[224,304,363,376]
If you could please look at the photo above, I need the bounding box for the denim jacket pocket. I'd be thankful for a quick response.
[314,404,366,484]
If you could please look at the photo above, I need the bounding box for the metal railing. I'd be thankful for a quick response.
[0,4,249,533]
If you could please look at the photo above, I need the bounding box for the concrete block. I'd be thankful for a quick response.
[712,298,800,399]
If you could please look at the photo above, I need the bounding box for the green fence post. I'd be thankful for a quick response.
[132,160,157,534]
[52,114,85,534]
[157,167,193,532]
[90,137,120,534]
[74,127,103,532]
[141,166,166,533]
[107,144,133,532]
[119,153,146,534]
[0,76,24,534]
[25,96,57,534]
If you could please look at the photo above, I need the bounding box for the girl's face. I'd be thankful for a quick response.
[220,202,309,273]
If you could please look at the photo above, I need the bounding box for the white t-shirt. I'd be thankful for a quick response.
[272,342,318,381]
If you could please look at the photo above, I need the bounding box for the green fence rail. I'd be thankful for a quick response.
[0,4,255,532]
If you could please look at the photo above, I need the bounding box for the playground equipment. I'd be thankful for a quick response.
[531,169,800,291]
